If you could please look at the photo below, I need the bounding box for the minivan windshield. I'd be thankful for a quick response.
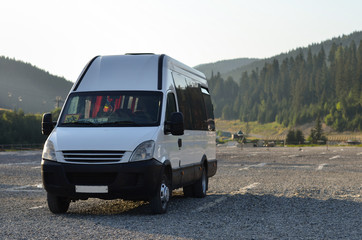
[59,91,163,127]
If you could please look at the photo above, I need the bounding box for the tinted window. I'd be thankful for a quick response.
[202,88,215,131]
[165,92,177,122]
[185,78,207,130]
[164,92,177,133]
[172,72,212,130]
[172,73,193,129]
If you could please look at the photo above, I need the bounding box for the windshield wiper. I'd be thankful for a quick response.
[101,121,139,126]
[62,121,95,126]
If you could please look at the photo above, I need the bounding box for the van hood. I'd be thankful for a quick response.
[51,127,159,152]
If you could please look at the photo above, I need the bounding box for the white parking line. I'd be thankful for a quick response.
[29,205,46,210]
[283,165,311,169]
[195,182,260,212]
[239,163,266,170]
[329,155,340,160]
[357,152,362,156]
[231,182,260,195]
[4,184,43,192]
[1,162,39,166]
[247,153,257,157]
[317,163,327,171]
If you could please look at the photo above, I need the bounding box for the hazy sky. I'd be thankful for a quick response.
[1,0,362,81]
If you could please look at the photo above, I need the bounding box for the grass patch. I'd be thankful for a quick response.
[215,119,287,138]
[215,119,362,143]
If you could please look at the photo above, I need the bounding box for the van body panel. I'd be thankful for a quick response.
[42,54,217,211]
[157,128,216,188]
[76,55,160,92]
[42,158,163,200]
[49,127,159,163]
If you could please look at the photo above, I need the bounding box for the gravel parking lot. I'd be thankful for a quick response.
[0,146,361,239]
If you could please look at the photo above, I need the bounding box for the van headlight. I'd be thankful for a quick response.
[130,140,155,161]
[42,140,57,161]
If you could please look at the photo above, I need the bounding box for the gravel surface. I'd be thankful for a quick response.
[0,146,361,239]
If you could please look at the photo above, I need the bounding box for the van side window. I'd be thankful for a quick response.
[185,78,207,130]
[172,72,211,131]
[164,92,177,134]
[201,88,215,131]
[165,92,177,121]
[172,73,193,129]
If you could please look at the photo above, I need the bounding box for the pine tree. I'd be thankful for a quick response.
[286,129,296,144]
[295,129,305,144]
[308,116,327,144]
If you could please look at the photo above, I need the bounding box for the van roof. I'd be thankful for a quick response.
[72,54,207,92]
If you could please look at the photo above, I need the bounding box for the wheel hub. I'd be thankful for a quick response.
[202,171,207,193]
[160,183,170,203]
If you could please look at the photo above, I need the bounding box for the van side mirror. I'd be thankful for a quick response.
[170,112,184,136]
[42,113,54,135]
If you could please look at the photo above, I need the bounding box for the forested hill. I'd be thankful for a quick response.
[222,31,362,81]
[195,58,258,79]
[207,32,362,132]
[0,57,73,113]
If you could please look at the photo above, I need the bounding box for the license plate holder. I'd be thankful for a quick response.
[75,185,108,193]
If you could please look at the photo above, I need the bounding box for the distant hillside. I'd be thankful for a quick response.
[0,57,73,113]
[206,30,362,132]
[195,58,258,79]
[222,31,362,81]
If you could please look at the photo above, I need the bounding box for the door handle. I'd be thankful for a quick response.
[178,138,182,149]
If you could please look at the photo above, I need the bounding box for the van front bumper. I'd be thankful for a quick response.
[41,159,163,201]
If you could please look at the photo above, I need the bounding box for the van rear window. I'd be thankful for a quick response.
[59,91,162,127]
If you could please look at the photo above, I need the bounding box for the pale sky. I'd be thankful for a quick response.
[1,0,362,82]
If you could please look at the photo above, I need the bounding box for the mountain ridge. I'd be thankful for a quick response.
[0,56,73,113]
[195,58,258,79]
[196,31,362,82]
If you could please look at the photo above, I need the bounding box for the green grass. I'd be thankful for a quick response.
[215,119,362,142]
[215,119,287,138]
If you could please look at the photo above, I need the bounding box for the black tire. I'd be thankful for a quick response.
[183,185,194,197]
[150,173,171,214]
[47,192,70,214]
[193,167,208,198]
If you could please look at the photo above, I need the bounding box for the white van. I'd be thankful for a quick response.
[41,54,217,214]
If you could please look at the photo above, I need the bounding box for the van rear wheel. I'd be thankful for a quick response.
[193,167,208,198]
[47,192,70,214]
[150,173,171,214]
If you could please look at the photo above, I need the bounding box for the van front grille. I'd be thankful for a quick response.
[62,150,125,163]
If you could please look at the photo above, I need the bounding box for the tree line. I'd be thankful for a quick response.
[208,40,362,131]
[0,108,62,145]
[0,109,46,144]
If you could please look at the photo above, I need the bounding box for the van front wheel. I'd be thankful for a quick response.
[47,192,70,214]
[150,173,170,214]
